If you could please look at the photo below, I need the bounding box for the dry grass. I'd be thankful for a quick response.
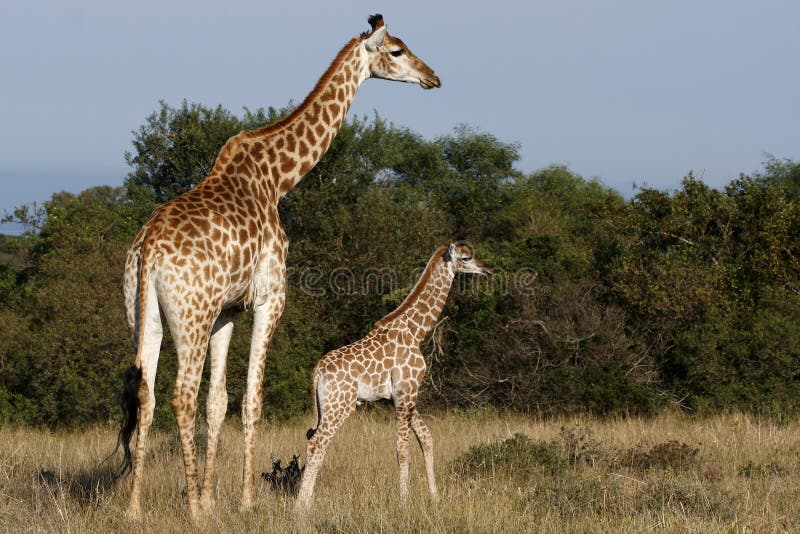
[2,409,799,532]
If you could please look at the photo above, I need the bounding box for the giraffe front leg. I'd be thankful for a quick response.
[410,410,438,501]
[200,316,234,511]
[240,294,285,511]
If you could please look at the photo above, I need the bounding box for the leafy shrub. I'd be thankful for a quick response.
[616,440,699,472]
[451,433,566,482]
[559,424,607,467]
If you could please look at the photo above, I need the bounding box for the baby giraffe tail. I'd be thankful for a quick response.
[306,369,321,440]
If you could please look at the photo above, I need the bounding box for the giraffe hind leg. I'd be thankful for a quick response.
[295,384,356,511]
[170,338,209,519]
[394,403,414,502]
[162,297,217,520]
[125,273,163,520]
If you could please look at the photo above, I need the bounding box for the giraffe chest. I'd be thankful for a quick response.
[233,222,287,308]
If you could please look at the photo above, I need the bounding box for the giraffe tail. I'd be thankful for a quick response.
[102,363,141,475]
[306,368,321,440]
[116,242,154,477]
[117,364,142,476]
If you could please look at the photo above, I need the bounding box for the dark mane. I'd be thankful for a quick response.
[243,37,362,140]
[375,246,448,328]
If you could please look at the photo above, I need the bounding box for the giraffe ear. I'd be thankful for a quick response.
[365,25,387,52]
[442,244,454,263]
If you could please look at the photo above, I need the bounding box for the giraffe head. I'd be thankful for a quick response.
[362,14,441,89]
[442,242,490,275]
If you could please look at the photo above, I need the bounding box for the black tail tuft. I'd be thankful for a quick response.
[306,427,317,440]
[117,365,142,477]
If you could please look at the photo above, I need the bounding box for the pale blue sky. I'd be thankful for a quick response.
[1,1,798,234]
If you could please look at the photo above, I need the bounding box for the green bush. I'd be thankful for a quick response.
[1,101,798,426]
[451,433,567,481]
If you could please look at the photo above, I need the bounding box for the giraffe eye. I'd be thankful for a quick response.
[389,49,403,57]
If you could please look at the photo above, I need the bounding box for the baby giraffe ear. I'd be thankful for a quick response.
[365,25,387,52]
[442,243,454,262]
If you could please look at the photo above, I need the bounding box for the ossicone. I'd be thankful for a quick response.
[368,14,384,31]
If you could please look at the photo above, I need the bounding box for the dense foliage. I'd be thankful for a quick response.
[1,102,798,427]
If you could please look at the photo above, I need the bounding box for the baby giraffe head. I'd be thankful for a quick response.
[442,241,491,275]
[362,14,442,89]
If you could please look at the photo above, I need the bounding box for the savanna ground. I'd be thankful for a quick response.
[1,409,798,532]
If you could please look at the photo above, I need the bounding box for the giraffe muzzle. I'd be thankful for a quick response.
[420,74,441,89]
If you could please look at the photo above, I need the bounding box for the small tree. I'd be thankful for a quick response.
[125,100,278,202]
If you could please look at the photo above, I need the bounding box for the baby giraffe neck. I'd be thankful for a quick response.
[377,247,455,341]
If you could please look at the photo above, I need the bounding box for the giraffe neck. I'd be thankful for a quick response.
[377,247,455,342]
[217,37,369,200]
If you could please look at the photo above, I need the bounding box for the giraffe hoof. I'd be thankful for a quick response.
[188,507,202,522]
[294,498,311,514]
[239,498,253,513]
[200,495,216,511]
[124,506,142,522]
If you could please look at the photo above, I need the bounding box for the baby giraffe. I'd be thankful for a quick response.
[295,242,490,509]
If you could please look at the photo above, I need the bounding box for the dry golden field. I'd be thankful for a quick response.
[1,408,799,532]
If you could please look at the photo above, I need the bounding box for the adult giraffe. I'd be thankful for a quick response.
[118,14,440,519]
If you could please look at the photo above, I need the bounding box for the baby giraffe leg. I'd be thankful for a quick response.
[410,409,438,501]
[296,387,356,511]
[394,402,414,502]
